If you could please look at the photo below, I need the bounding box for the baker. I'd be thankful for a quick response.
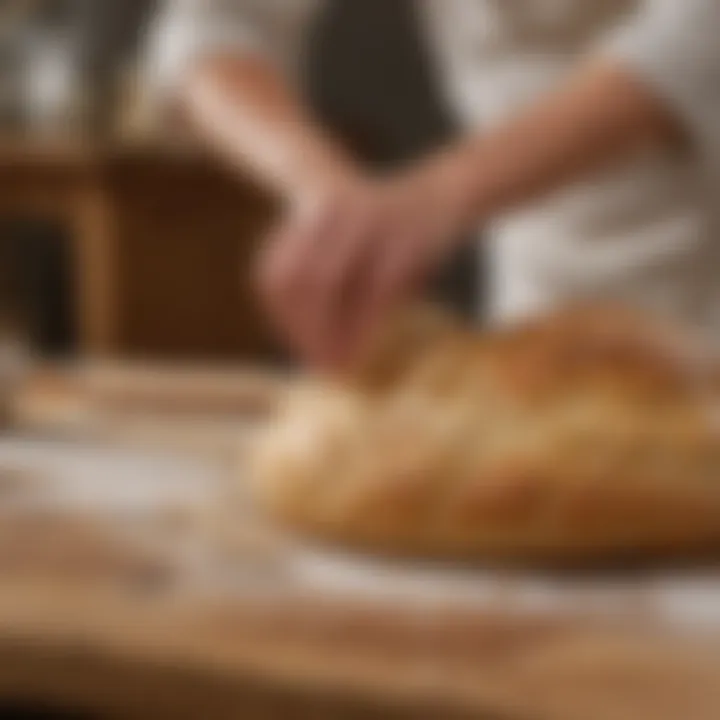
[144,0,720,368]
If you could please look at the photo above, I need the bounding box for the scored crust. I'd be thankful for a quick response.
[249,304,720,565]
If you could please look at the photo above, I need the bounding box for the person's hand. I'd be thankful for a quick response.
[256,158,475,371]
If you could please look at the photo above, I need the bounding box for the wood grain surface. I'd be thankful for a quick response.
[1,363,719,720]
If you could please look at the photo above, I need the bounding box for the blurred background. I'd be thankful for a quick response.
[0,0,479,369]
[1,6,719,720]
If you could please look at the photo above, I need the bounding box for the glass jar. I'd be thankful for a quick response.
[21,29,88,137]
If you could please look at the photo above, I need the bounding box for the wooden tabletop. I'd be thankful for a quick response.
[1,362,719,719]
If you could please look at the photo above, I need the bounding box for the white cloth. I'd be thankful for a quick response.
[144,0,720,341]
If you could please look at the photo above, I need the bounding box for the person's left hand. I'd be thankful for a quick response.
[256,159,474,371]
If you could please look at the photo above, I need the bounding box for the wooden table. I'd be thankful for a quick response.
[2,363,720,720]
[0,138,277,361]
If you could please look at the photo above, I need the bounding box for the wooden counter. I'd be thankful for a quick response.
[1,362,720,719]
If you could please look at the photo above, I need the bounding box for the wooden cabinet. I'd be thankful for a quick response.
[0,141,278,362]
[106,149,277,360]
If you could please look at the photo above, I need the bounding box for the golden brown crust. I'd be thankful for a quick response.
[250,304,720,565]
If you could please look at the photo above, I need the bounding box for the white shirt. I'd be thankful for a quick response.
[144,0,720,341]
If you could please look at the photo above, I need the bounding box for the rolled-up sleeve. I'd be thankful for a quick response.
[598,0,720,178]
[144,0,321,96]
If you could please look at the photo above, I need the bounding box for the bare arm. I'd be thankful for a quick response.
[409,61,684,229]
[180,55,361,206]
[423,0,720,226]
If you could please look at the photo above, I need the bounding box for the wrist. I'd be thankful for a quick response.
[414,144,488,235]
[279,128,366,207]
[286,156,368,212]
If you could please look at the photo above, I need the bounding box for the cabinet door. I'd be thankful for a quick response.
[108,155,278,361]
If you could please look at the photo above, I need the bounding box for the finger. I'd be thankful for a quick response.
[260,205,345,364]
[350,233,430,366]
[304,212,377,370]
[318,231,396,372]
[285,204,357,367]
[256,224,302,340]
[255,224,288,311]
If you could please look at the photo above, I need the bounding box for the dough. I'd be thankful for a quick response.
[250,304,720,564]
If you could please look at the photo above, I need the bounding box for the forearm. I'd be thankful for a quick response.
[181,54,360,204]
[424,62,685,227]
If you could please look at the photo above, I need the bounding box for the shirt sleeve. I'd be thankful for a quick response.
[597,0,720,179]
[144,0,322,95]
